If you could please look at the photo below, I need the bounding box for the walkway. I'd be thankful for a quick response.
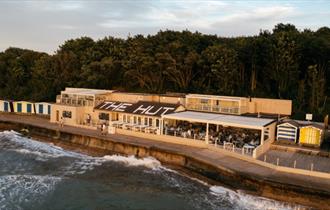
[1,113,330,194]
[259,149,330,173]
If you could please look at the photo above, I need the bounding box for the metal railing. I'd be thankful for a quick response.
[186,103,244,115]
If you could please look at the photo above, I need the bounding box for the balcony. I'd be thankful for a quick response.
[186,103,244,115]
[58,97,94,107]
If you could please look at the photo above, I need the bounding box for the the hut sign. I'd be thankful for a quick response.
[132,104,175,116]
[98,102,133,112]
[95,101,181,117]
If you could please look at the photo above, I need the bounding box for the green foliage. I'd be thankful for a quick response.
[0,23,329,120]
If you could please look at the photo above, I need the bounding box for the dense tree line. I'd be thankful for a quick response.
[0,24,329,121]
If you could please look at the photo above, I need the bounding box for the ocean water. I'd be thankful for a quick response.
[0,130,303,210]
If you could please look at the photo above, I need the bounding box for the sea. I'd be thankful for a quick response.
[0,130,304,210]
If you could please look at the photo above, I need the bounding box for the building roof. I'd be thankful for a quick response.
[278,119,300,127]
[299,123,324,130]
[163,111,276,129]
[95,101,182,117]
[186,94,245,101]
[61,88,114,96]
[278,119,325,130]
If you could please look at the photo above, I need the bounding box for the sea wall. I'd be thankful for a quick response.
[0,121,330,209]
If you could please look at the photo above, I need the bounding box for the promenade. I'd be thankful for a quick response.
[1,113,330,194]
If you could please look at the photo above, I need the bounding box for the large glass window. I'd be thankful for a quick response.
[63,111,72,118]
[99,113,109,120]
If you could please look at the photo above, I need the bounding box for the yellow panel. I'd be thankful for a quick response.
[299,127,321,145]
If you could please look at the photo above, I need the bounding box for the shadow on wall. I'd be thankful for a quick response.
[321,132,330,152]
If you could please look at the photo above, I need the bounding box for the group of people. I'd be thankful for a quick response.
[208,128,260,148]
[164,122,261,148]
[165,123,207,140]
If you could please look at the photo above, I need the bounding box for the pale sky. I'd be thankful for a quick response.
[0,0,329,54]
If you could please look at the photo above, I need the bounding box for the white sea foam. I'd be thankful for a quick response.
[102,155,162,169]
[210,186,301,210]
[0,175,61,210]
[0,130,79,158]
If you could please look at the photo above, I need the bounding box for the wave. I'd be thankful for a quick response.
[0,175,61,210]
[0,130,79,158]
[210,186,302,210]
[102,155,162,169]
[0,131,169,176]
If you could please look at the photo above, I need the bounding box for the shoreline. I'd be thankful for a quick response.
[0,114,329,209]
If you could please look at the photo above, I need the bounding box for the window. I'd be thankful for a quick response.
[138,117,141,125]
[62,111,72,118]
[200,99,209,104]
[134,116,137,124]
[149,118,153,126]
[144,118,148,125]
[99,113,109,120]
[123,115,127,123]
[48,105,51,115]
[156,119,160,127]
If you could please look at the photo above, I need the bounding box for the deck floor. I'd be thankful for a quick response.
[259,149,330,173]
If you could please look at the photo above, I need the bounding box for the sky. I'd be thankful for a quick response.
[0,0,329,54]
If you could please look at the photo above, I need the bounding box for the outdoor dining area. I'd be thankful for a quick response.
[164,120,261,148]
[109,116,160,134]
[164,121,207,140]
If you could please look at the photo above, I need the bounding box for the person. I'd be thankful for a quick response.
[60,116,64,127]
[102,123,107,136]
[100,123,104,135]
[86,114,91,125]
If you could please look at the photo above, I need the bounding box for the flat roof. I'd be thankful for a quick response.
[186,94,244,101]
[95,101,182,117]
[163,111,276,129]
[61,88,114,96]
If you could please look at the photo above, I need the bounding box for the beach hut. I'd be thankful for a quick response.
[13,101,35,114]
[0,100,11,112]
[0,100,4,112]
[299,124,324,147]
[276,120,299,143]
[35,102,52,115]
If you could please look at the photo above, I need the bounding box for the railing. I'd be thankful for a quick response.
[186,103,244,115]
[253,138,274,158]
[59,98,94,107]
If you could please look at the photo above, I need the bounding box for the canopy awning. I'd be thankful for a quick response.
[162,111,276,130]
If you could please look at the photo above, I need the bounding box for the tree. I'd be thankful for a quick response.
[202,45,239,95]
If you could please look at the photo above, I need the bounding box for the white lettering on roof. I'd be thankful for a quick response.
[133,105,150,114]
[114,103,132,112]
